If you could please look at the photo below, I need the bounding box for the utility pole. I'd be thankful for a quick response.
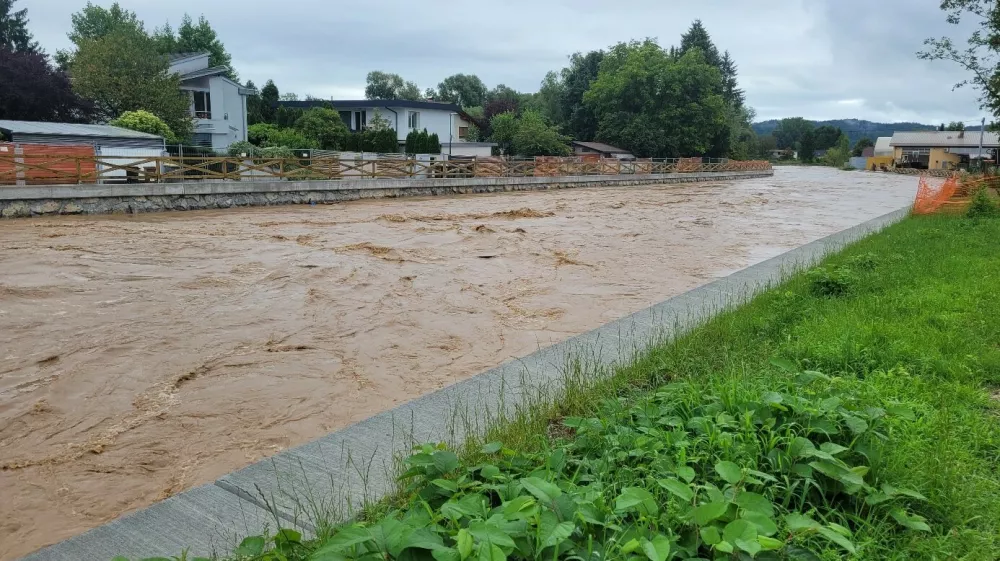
[978,116,986,171]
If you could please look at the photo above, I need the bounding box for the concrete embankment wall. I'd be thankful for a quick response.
[0,170,772,218]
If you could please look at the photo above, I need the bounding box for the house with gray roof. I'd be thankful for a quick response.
[889,130,999,170]
[169,52,253,151]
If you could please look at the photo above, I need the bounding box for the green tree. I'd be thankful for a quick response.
[512,110,570,157]
[920,1,1000,119]
[293,107,350,150]
[679,19,721,67]
[436,74,487,107]
[365,70,421,100]
[530,71,565,125]
[560,50,604,141]
[813,125,844,149]
[852,137,874,157]
[248,123,278,145]
[822,133,851,167]
[71,27,192,140]
[110,109,175,142]
[947,120,966,131]
[259,80,279,123]
[55,1,143,68]
[584,40,726,158]
[0,0,38,53]
[798,128,818,162]
[163,14,237,80]
[489,111,518,155]
[719,51,744,108]
[773,117,813,149]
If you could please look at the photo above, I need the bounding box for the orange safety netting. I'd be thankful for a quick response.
[912,175,959,215]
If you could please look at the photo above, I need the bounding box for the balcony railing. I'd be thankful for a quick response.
[194,111,212,119]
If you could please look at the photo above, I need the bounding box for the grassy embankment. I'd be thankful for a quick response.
[124,212,1000,561]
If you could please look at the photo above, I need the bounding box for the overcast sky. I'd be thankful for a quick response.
[24,0,986,125]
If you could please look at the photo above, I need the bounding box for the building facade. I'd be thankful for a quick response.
[279,100,495,156]
[169,53,253,151]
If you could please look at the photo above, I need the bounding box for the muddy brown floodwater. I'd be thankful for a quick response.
[0,167,916,559]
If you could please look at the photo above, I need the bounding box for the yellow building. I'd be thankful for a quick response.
[890,131,999,170]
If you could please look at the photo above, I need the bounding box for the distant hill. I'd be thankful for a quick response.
[752,119,937,145]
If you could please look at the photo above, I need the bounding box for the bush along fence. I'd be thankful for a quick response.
[0,154,772,186]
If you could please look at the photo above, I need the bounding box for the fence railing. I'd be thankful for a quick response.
[0,155,772,186]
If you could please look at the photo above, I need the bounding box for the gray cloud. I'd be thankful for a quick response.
[24,0,986,123]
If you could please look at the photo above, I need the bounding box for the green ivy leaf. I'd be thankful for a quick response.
[641,535,672,561]
[734,492,774,516]
[842,415,869,434]
[769,357,797,372]
[442,494,487,521]
[676,465,696,483]
[480,465,501,480]
[788,437,815,459]
[723,519,757,547]
[311,525,372,553]
[741,512,778,537]
[476,543,506,561]
[235,536,266,556]
[520,477,562,503]
[890,508,932,532]
[809,460,865,488]
[467,520,516,549]
[700,526,722,545]
[538,511,575,548]
[657,478,694,502]
[433,547,461,561]
[886,404,916,421]
[784,513,820,532]
[457,529,474,560]
[715,461,743,485]
[817,526,856,553]
[433,450,460,474]
[690,502,729,525]
[819,442,849,456]
[481,442,502,454]
[501,495,537,519]
[757,536,784,551]
[615,487,659,517]
[715,540,734,553]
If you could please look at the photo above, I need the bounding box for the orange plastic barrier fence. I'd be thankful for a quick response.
[912,175,959,215]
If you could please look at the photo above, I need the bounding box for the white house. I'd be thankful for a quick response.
[168,52,253,151]
[279,99,497,157]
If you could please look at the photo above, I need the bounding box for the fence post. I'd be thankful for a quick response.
[75,158,82,184]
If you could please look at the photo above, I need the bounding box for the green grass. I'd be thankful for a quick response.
[122,215,1000,561]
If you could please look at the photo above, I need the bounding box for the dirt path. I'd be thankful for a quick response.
[0,167,916,559]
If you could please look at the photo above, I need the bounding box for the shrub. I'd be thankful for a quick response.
[227,140,255,158]
[248,123,279,146]
[808,266,856,297]
[110,110,176,143]
[258,146,294,160]
[966,187,999,219]
[293,107,350,150]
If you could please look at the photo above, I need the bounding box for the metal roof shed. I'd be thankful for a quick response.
[0,120,166,150]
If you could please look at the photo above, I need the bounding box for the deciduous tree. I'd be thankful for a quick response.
[71,27,192,140]
[512,110,570,157]
[852,137,874,157]
[365,71,422,100]
[158,14,237,80]
[920,0,1000,119]
[436,74,486,108]
[56,1,143,68]
[584,40,726,158]
[489,112,518,155]
[0,47,94,121]
[560,50,603,141]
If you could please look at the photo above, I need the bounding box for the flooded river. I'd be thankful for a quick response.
[0,167,916,559]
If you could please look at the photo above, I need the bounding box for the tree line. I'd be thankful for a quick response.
[3,1,768,160]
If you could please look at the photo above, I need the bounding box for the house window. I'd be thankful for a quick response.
[408,111,420,130]
[354,110,367,131]
[192,91,211,119]
[338,111,351,128]
[458,126,468,140]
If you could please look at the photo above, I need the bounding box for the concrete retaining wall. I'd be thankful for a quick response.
[21,204,910,561]
[0,171,771,218]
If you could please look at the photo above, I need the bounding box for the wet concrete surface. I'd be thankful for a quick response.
[0,167,916,560]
